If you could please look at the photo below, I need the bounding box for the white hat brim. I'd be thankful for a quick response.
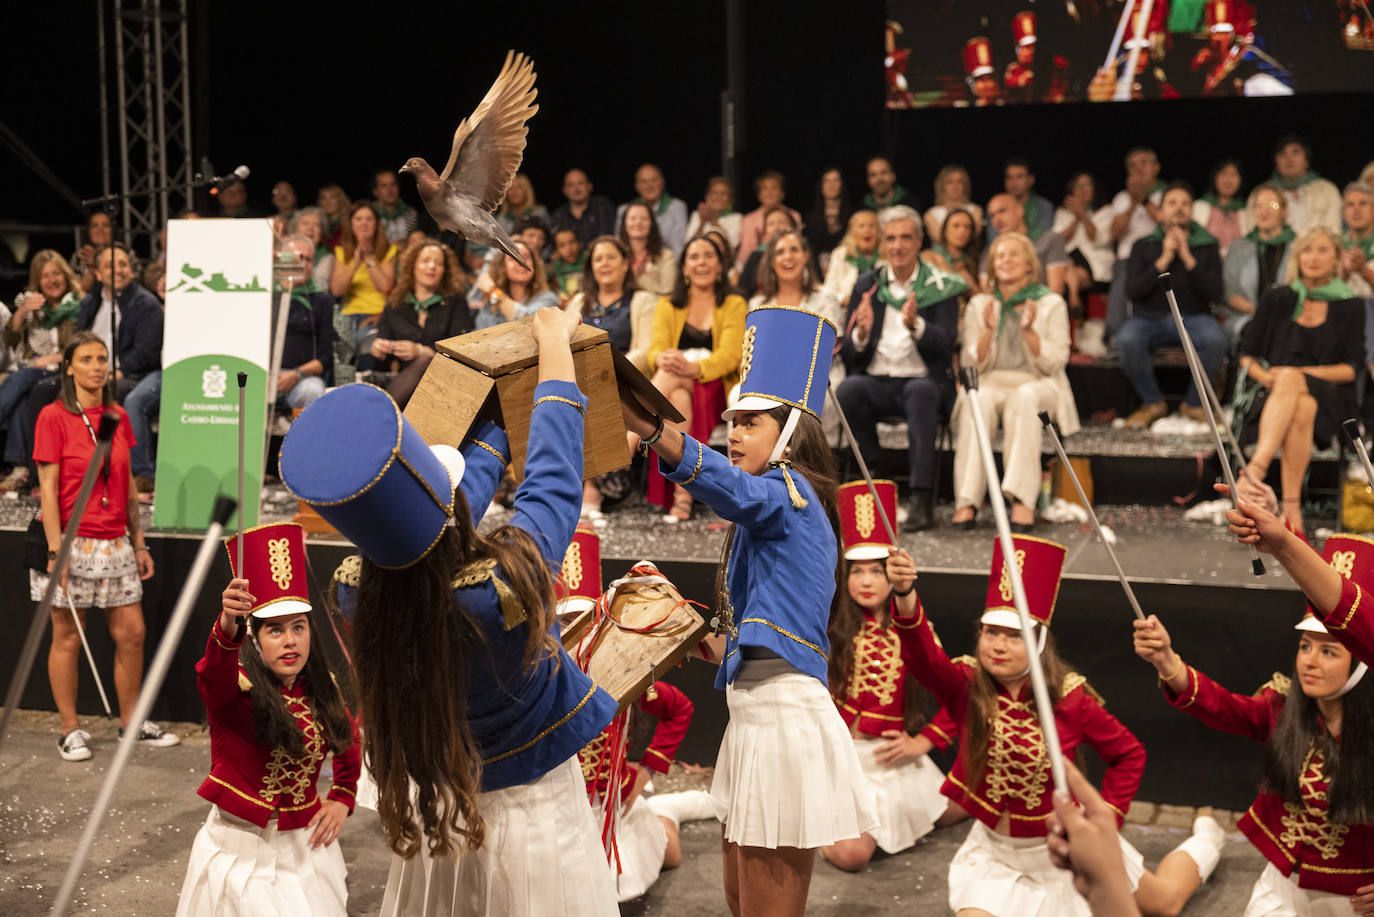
[845,546,892,561]
[1294,615,1329,634]
[251,598,313,619]
[429,444,467,494]
[722,396,783,421]
[980,609,1023,630]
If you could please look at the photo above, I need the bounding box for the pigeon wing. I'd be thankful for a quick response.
[438,50,539,213]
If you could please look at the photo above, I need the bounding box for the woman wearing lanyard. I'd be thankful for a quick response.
[31,331,177,762]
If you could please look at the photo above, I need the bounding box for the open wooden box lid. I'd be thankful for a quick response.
[435,318,606,377]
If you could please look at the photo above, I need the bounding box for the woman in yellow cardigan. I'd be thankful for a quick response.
[646,235,747,522]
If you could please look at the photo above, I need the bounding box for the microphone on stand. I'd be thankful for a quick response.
[208,165,251,197]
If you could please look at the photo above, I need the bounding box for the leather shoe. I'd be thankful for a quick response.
[902,493,934,532]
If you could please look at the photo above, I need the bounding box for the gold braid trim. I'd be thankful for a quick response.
[533,395,586,414]
[332,555,362,589]
[1260,672,1292,697]
[471,439,508,463]
[452,558,526,630]
[482,681,599,765]
[681,440,705,486]
[774,461,808,509]
[1331,584,1361,631]
[739,617,827,658]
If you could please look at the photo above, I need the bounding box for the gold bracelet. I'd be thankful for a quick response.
[1158,653,1184,683]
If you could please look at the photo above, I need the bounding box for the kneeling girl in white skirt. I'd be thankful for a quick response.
[281,307,620,917]
[894,535,1226,917]
[820,480,968,872]
[177,522,360,917]
[624,306,879,916]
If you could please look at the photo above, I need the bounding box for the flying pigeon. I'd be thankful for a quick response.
[400,51,538,269]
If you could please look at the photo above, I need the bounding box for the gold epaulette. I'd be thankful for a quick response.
[452,558,527,630]
[951,654,978,669]
[1258,672,1291,697]
[332,555,362,589]
[1062,671,1105,704]
[238,670,253,693]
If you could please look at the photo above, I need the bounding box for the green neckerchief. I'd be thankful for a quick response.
[1270,170,1321,191]
[1344,230,1374,260]
[874,262,969,311]
[40,291,82,329]
[408,292,444,313]
[930,244,971,269]
[1291,278,1355,318]
[1023,197,1044,238]
[994,283,1052,332]
[550,256,584,293]
[314,244,331,261]
[1146,220,1217,248]
[1201,193,1246,213]
[634,195,673,217]
[862,185,911,211]
[275,278,322,309]
[846,251,878,273]
[1244,225,1295,250]
[373,200,412,220]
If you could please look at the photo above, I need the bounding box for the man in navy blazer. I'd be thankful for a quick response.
[837,205,965,531]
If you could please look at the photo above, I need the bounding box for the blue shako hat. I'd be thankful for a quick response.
[727,305,838,422]
[279,383,461,568]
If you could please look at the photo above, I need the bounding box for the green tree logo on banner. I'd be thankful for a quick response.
[168,262,267,293]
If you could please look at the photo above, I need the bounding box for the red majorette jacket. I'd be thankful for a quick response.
[834,605,959,748]
[1165,664,1374,894]
[896,597,1145,837]
[1325,576,1374,669]
[194,619,361,830]
[580,681,693,804]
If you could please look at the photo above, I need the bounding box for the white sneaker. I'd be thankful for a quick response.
[58,728,92,762]
[121,720,180,748]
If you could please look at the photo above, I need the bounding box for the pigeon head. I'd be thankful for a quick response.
[399,158,441,196]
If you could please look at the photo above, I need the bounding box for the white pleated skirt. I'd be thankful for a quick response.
[379,755,618,917]
[1244,862,1356,917]
[610,797,669,902]
[948,819,1145,917]
[710,667,880,849]
[176,806,347,917]
[852,736,948,853]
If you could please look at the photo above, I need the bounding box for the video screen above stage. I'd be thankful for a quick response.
[883,0,1374,109]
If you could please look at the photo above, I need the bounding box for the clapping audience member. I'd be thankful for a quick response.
[1340,182,1374,297]
[686,176,742,256]
[1238,228,1363,532]
[568,236,659,517]
[270,181,298,222]
[468,239,557,329]
[618,164,688,253]
[862,155,913,211]
[1053,172,1114,313]
[1118,183,1226,428]
[736,170,802,271]
[1270,134,1342,235]
[924,164,983,242]
[619,201,678,297]
[645,236,746,522]
[78,243,163,496]
[952,233,1077,531]
[999,157,1054,239]
[1192,158,1247,256]
[0,251,82,492]
[372,239,471,408]
[922,207,982,296]
[737,206,801,298]
[983,194,1068,295]
[547,228,585,301]
[1107,148,1165,337]
[330,202,397,374]
[316,184,351,250]
[273,236,335,414]
[496,173,549,236]
[72,210,114,291]
[823,210,880,304]
[551,168,617,248]
[286,207,337,290]
[1223,184,1293,341]
[837,206,964,532]
[372,169,419,244]
[804,168,853,276]
[33,332,179,762]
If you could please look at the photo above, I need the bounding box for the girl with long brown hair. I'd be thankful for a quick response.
[896,535,1225,917]
[281,304,618,916]
[622,307,878,917]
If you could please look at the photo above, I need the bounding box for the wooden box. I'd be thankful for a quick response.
[562,562,712,711]
[404,319,630,481]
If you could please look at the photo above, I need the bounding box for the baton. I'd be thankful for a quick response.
[67,594,114,718]
[1116,0,1154,101]
[826,382,899,547]
[0,413,120,756]
[1103,0,1134,72]
[1344,419,1374,489]
[1039,412,1145,620]
[961,368,1067,795]
[1160,273,1264,576]
[236,371,248,564]
[51,497,237,917]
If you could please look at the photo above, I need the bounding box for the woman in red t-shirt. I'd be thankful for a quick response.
[31,331,178,762]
